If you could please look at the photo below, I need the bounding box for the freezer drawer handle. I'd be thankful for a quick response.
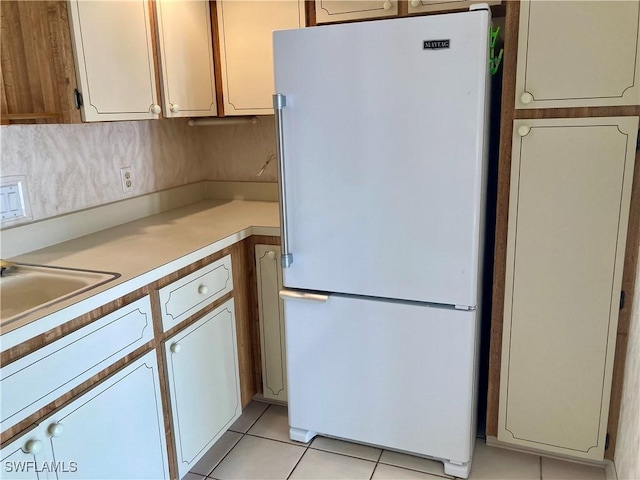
[279,290,329,303]
[274,93,293,269]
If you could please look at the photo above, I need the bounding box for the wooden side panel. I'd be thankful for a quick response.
[486,1,519,438]
[0,1,80,124]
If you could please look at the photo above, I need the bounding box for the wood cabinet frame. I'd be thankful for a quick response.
[486,0,640,460]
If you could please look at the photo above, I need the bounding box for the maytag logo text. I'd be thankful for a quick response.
[423,40,450,49]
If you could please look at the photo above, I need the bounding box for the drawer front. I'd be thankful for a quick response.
[0,296,154,433]
[159,255,233,331]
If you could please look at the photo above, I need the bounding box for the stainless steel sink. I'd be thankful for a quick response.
[0,264,119,325]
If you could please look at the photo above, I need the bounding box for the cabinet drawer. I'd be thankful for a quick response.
[159,255,233,331]
[0,296,154,433]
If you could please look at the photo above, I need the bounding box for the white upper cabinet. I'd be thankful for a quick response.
[155,0,217,118]
[68,0,160,121]
[315,1,397,23]
[515,0,640,109]
[498,116,638,460]
[407,0,500,14]
[216,0,305,115]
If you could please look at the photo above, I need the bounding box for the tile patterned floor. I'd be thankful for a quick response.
[187,402,608,480]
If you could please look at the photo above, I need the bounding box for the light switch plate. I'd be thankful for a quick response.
[0,176,31,226]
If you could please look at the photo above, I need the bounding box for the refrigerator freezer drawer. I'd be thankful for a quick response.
[283,293,480,465]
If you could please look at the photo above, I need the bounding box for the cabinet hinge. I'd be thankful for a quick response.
[605,433,610,450]
[74,89,83,109]
[620,291,626,310]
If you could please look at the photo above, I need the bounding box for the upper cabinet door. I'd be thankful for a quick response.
[515,0,640,109]
[216,1,304,116]
[68,0,160,121]
[155,0,217,118]
[315,0,397,24]
[407,0,500,14]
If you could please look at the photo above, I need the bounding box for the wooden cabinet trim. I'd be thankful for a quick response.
[0,1,81,124]
[486,0,640,462]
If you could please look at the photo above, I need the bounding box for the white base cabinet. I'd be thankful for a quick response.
[0,351,169,479]
[255,245,287,402]
[498,116,639,460]
[164,299,241,479]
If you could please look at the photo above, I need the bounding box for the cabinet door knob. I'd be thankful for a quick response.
[150,104,161,114]
[170,342,182,354]
[48,423,64,438]
[520,92,533,104]
[267,251,276,260]
[24,439,42,454]
[383,0,392,9]
[410,0,420,7]
[170,104,180,113]
[198,284,209,295]
[517,125,531,137]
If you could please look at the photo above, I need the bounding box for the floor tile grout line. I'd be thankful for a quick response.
[200,432,244,478]
[286,444,311,480]
[245,431,311,448]
[376,460,453,479]
[308,445,382,463]
[202,401,270,479]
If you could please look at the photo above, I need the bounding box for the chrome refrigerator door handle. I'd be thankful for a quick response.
[279,289,329,303]
[274,93,293,268]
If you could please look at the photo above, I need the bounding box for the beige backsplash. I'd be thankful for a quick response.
[196,115,278,183]
[0,116,277,225]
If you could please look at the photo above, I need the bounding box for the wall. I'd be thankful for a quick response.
[615,243,640,480]
[0,119,202,224]
[197,116,278,183]
[0,116,277,227]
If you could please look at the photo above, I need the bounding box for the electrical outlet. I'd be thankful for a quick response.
[120,167,133,194]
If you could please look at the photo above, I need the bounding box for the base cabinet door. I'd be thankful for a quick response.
[44,351,169,479]
[498,116,639,460]
[0,425,53,480]
[255,245,287,402]
[164,299,241,479]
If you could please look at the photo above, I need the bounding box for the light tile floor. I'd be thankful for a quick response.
[187,402,608,480]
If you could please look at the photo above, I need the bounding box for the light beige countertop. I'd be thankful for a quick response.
[1,199,279,350]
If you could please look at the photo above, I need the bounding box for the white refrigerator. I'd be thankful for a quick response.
[273,6,490,478]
